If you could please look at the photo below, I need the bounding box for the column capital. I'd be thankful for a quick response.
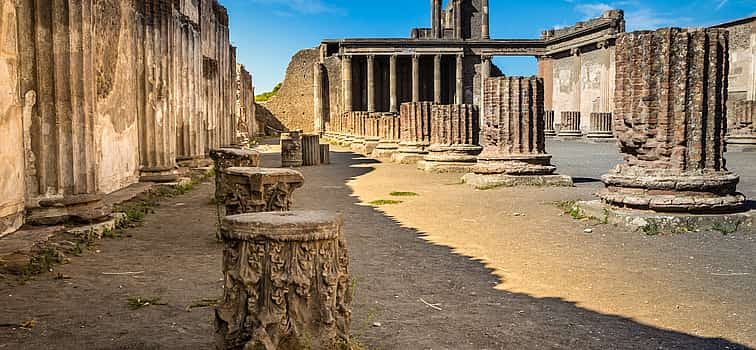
[366,54,376,60]
[570,47,581,56]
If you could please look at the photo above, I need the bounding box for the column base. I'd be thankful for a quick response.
[473,154,556,175]
[726,134,756,145]
[600,169,745,213]
[461,173,574,189]
[372,142,399,159]
[350,137,365,154]
[418,144,482,173]
[586,131,614,139]
[545,130,557,137]
[364,137,380,155]
[177,156,213,168]
[139,167,180,183]
[27,194,112,225]
[557,130,583,137]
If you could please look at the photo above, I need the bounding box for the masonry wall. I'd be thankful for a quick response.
[550,47,614,133]
[0,0,25,235]
[262,48,319,132]
[723,20,755,102]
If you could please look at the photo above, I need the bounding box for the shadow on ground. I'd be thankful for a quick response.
[290,150,752,350]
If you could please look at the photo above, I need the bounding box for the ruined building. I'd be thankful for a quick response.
[309,3,754,144]
[0,0,250,236]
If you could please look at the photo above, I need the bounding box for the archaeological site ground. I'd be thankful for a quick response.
[1,1,755,349]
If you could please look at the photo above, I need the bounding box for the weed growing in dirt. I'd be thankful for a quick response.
[174,182,195,195]
[555,201,587,220]
[369,200,402,206]
[712,222,740,235]
[19,248,65,282]
[186,298,219,311]
[0,319,36,330]
[389,191,418,197]
[127,296,166,310]
[642,223,660,236]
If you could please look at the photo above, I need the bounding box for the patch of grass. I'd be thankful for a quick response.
[174,181,195,195]
[671,226,695,235]
[601,208,610,225]
[389,191,418,197]
[712,222,740,235]
[19,248,65,282]
[368,199,402,206]
[127,296,166,310]
[555,201,587,220]
[336,336,368,350]
[186,298,219,311]
[642,222,660,236]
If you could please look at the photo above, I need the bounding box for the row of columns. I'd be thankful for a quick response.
[342,54,465,113]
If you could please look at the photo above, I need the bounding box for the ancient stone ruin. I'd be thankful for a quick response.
[418,104,482,173]
[216,210,351,350]
[598,28,745,213]
[217,167,304,217]
[463,77,572,188]
[373,113,402,158]
[281,131,304,167]
[394,102,432,164]
[0,0,253,236]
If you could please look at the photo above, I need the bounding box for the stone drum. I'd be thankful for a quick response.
[217,167,305,217]
[280,131,303,167]
[215,210,352,350]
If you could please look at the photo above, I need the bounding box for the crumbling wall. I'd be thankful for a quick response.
[95,0,141,193]
[0,0,25,235]
[262,48,319,132]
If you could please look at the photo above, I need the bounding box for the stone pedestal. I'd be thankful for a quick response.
[210,148,262,204]
[587,112,613,139]
[281,131,303,167]
[418,104,482,173]
[217,167,304,217]
[544,110,556,137]
[393,102,432,164]
[726,100,756,145]
[598,28,745,214]
[373,113,401,159]
[462,77,572,188]
[216,210,351,350]
[302,134,321,166]
[557,111,582,137]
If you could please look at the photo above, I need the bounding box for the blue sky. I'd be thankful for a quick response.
[224,0,755,93]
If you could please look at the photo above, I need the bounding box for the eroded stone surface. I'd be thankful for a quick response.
[599,27,745,213]
[420,104,481,172]
[217,167,304,217]
[281,131,303,167]
[216,210,351,350]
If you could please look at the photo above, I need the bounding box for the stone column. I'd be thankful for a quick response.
[455,54,464,104]
[598,28,744,213]
[434,55,442,104]
[557,111,582,137]
[587,112,613,139]
[18,0,110,225]
[140,0,179,182]
[313,63,326,134]
[217,167,304,218]
[302,134,321,166]
[434,0,442,38]
[544,111,556,137]
[418,104,482,173]
[342,55,353,112]
[216,210,351,349]
[727,101,756,145]
[367,55,376,112]
[412,55,421,102]
[350,112,368,154]
[455,0,463,39]
[481,0,490,39]
[462,77,572,188]
[281,131,303,167]
[389,55,398,113]
[480,56,491,108]
[393,102,433,163]
[374,113,402,158]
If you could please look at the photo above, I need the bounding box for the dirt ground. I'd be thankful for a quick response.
[0,145,754,349]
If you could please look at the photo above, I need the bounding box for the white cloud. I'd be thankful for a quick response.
[715,0,728,10]
[574,3,614,17]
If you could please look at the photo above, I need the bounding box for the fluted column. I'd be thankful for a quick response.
[455,0,463,39]
[481,0,490,39]
[412,55,420,102]
[455,54,464,104]
[367,55,376,112]
[140,0,178,182]
[433,0,442,38]
[434,54,442,104]
[313,63,326,133]
[18,0,110,224]
[480,55,491,108]
[342,55,353,112]
[599,28,744,213]
[389,55,398,113]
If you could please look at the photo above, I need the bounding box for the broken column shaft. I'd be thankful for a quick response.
[418,104,482,173]
[599,28,745,213]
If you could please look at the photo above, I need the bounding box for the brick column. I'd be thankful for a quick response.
[419,104,482,173]
[599,28,744,213]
